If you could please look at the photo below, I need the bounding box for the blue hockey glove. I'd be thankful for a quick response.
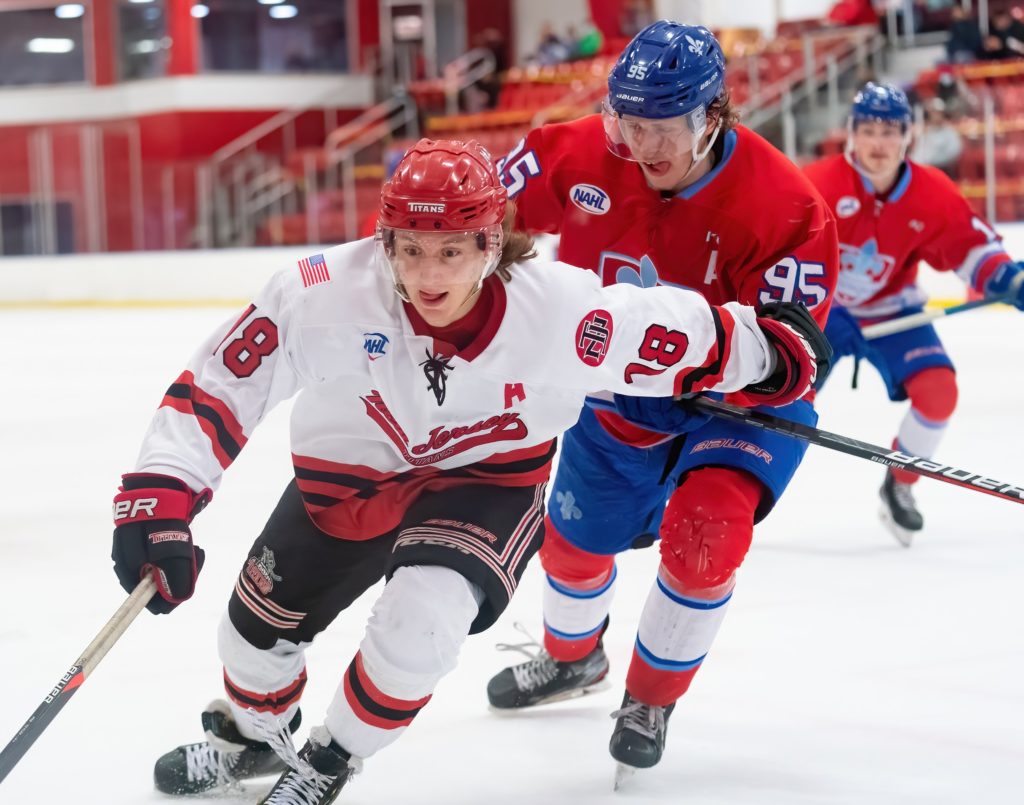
[823,305,869,360]
[985,261,1024,311]
[612,394,712,435]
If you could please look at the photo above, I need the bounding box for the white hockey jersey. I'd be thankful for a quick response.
[136,239,776,540]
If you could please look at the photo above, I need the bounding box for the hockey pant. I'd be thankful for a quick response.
[541,466,763,707]
[219,479,545,758]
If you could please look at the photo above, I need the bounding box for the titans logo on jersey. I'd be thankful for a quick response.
[837,238,897,306]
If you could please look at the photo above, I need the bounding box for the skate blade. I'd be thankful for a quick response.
[538,677,612,706]
[878,503,915,548]
[613,762,636,791]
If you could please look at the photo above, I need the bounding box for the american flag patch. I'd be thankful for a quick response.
[298,253,330,287]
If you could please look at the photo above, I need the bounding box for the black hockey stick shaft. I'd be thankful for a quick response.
[693,398,1024,506]
[0,576,156,785]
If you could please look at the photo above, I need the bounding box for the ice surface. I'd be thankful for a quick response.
[1,307,1022,804]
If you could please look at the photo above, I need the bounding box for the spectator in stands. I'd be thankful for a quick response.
[935,70,972,117]
[620,0,656,38]
[568,19,604,60]
[946,6,983,63]
[827,0,880,27]
[533,22,571,66]
[982,10,1024,60]
[911,98,963,177]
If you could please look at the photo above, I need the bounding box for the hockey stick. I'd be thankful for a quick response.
[692,397,1024,506]
[0,576,156,785]
[861,295,1008,340]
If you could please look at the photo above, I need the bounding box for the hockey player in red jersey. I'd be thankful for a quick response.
[804,82,1024,544]
[110,138,828,804]
[485,20,839,776]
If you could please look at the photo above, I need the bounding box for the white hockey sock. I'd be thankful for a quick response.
[217,612,309,741]
[542,565,616,650]
[635,568,733,674]
[325,565,483,759]
[897,406,948,464]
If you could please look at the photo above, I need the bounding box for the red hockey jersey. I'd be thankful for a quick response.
[802,154,1011,317]
[497,116,838,326]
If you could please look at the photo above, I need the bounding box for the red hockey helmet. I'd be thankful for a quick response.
[379,138,507,230]
[377,139,507,302]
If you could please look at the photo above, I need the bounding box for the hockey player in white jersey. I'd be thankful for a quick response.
[109,139,830,804]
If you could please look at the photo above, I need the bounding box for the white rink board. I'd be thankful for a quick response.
[5,221,1024,305]
[0,303,1022,804]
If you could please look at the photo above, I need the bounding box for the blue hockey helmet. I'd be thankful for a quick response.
[606,21,726,120]
[604,21,726,169]
[849,82,912,131]
[845,82,914,171]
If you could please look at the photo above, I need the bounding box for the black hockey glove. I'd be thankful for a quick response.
[111,473,211,615]
[734,301,833,407]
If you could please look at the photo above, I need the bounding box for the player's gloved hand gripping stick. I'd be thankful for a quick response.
[610,301,833,435]
[111,473,212,614]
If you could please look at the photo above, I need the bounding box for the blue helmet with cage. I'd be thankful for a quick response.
[849,82,912,131]
[607,21,726,120]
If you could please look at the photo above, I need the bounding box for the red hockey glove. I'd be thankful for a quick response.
[733,302,833,407]
[111,473,211,615]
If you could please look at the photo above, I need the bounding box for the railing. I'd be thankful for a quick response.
[0,120,143,256]
[443,48,497,115]
[195,80,366,248]
[321,92,419,243]
[741,25,887,159]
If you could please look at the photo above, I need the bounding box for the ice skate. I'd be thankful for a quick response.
[153,700,299,795]
[879,470,924,547]
[487,623,610,709]
[609,691,675,787]
[259,727,357,805]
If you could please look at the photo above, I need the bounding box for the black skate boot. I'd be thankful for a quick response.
[153,700,299,795]
[259,727,356,805]
[880,470,924,547]
[609,690,675,785]
[487,623,610,709]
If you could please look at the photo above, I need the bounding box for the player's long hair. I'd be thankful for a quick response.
[707,87,740,134]
[495,202,537,281]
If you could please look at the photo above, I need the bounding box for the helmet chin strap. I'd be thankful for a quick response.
[665,119,722,192]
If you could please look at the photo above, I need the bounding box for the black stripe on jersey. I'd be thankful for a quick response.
[294,465,380,497]
[165,383,243,460]
[346,662,425,724]
[464,440,557,476]
[301,491,346,508]
[678,308,726,396]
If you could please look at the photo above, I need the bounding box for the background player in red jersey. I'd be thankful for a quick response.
[111,138,827,805]
[803,83,1024,545]
[486,20,839,777]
